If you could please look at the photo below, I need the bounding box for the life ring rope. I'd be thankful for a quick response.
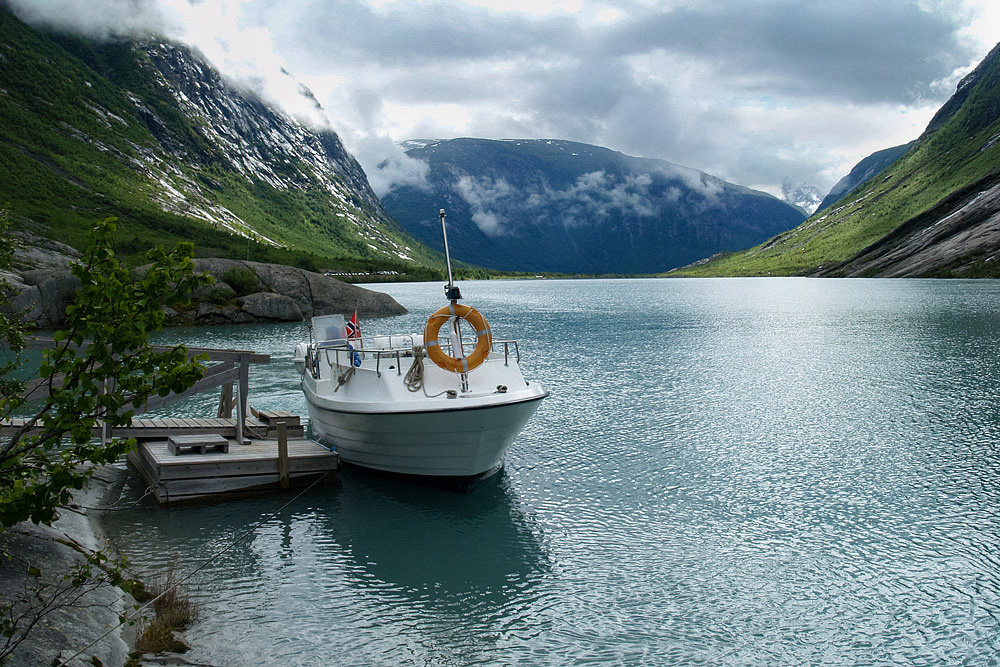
[423,303,492,374]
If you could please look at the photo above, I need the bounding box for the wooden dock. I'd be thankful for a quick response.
[3,338,335,505]
[0,413,304,441]
[127,435,338,505]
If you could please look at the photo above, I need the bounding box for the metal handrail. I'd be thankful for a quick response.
[306,336,522,378]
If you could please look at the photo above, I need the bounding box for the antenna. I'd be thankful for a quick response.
[440,209,461,301]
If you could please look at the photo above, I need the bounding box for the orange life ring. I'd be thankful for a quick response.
[423,303,492,373]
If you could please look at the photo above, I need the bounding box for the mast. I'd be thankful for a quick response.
[440,209,461,301]
[439,209,468,390]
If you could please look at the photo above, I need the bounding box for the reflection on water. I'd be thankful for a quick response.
[103,278,1000,665]
[106,466,549,666]
[327,468,549,605]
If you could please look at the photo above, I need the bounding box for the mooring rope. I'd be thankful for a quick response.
[56,472,329,667]
[334,364,355,392]
[66,483,159,513]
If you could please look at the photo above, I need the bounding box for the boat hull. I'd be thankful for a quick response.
[305,391,546,479]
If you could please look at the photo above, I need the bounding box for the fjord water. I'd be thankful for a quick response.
[103,278,1000,665]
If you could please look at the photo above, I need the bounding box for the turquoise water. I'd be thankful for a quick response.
[104,278,1000,665]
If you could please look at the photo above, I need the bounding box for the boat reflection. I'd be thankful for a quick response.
[317,466,550,608]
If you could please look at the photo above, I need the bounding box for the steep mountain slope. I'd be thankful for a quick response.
[378,139,805,274]
[676,41,1000,278]
[0,8,435,272]
[815,142,914,213]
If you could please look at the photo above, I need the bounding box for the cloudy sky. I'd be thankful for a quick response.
[9,0,999,204]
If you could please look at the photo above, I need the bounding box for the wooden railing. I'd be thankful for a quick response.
[7,338,271,444]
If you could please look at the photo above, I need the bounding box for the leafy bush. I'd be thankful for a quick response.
[0,216,210,659]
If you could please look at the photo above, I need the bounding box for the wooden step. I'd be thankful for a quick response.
[167,433,230,455]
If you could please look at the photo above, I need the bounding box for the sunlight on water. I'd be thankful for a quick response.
[104,278,1000,665]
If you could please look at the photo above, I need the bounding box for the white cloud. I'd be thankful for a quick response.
[7,0,999,199]
[369,145,431,197]
[454,175,514,235]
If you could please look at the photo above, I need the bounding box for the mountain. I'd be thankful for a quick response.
[676,41,1000,278]
[0,7,436,274]
[815,142,914,213]
[377,139,806,274]
[781,180,824,215]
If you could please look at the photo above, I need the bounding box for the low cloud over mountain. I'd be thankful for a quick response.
[380,139,806,274]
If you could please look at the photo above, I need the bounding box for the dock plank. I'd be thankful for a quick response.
[128,437,337,504]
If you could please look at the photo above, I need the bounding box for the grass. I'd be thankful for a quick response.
[127,574,198,662]
[669,50,1000,278]
[0,8,443,277]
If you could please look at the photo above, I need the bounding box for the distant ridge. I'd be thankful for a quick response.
[675,41,1000,278]
[815,142,914,214]
[379,138,805,274]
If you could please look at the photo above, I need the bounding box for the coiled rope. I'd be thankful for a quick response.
[404,345,457,399]
[404,345,425,392]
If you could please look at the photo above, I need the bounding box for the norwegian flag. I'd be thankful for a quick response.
[346,311,361,339]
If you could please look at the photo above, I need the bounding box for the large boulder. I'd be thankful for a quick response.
[0,233,81,329]
[187,258,407,322]
[11,231,81,272]
[0,268,79,329]
[1,240,409,328]
[239,292,304,321]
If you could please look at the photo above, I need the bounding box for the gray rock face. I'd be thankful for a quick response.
[240,291,304,321]
[0,267,80,329]
[182,258,408,325]
[11,230,81,272]
[818,170,1000,278]
[1,246,407,328]
[1,232,82,329]
[0,467,136,667]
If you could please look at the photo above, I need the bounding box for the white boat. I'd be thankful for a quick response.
[293,210,547,484]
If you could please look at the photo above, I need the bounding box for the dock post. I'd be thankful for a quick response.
[236,353,250,444]
[276,420,290,489]
[217,382,234,418]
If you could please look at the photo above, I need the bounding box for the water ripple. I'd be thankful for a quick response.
[98,278,1000,665]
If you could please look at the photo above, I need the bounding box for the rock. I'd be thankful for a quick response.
[247,262,313,311]
[0,466,136,667]
[0,268,79,329]
[11,230,80,272]
[192,302,254,324]
[183,258,407,323]
[304,270,402,317]
[239,291,304,321]
[2,244,408,328]
[191,281,237,304]
[24,269,80,327]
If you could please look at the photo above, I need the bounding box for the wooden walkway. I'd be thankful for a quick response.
[0,414,304,440]
[128,436,338,505]
[2,339,332,504]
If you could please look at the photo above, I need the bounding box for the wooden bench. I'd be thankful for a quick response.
[167,433,230,455]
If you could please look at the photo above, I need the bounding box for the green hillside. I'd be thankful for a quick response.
[0,9,440,277]
[672,42,1000,278]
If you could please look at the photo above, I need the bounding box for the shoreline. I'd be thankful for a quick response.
[0,463,210,666]
[0,464,136,665]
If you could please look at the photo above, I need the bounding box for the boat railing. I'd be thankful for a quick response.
[306,336,521,379]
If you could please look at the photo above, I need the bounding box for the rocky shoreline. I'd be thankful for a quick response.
[1,232,407,329]
[0,465,136,666]
[0,464,213,667]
